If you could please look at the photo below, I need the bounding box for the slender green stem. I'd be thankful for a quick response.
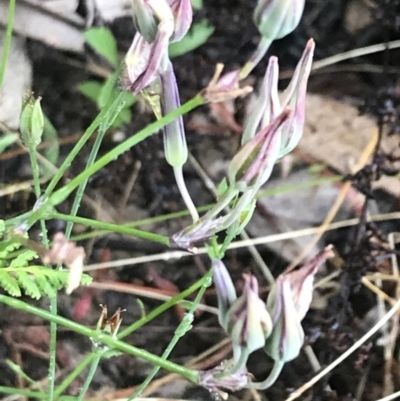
[246,360,284,390]
[76,352,103,401]
[129,269,212,399]
[0,386,45,399]
[47,297,58,400]
[239,36,272,80]
[54,273,210,397]
[54,354,95,398]
[0,0,16,89]
[25,94,204,228]
[0,295,199,383]
[43,95,121,198]
[49,212,170,246]
[174,166,199,222]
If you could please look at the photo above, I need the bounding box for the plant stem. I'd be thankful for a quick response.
[0,295,199,383]
[0,386,44,399]
[43,95,122,198]
[246,360,284,390]
[239,36,272,80]
[76,352,103,401]
[174,166,199,222]
[0,0,16,89]
[128,269,212,399]
[54,273,210,397]
[25,94,204,228]
[49,212,170,246]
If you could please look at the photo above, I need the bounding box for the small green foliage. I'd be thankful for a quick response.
[0,132,18,153]
[84,27,119,68]
[0,223,92,299]
[169,20,214,58]
[191,0,203,10]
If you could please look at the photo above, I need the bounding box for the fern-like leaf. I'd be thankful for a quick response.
[35,274,57,298]
[14,271,42,299]
[0,271,21,297]
[10,250,38,268]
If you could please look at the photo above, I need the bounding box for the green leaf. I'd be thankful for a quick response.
[0,133,18,153]
[0,271,21,297]
[84,27,118,68]
[191,0,203,10]
[169,20,214,58]
[78,81,103,107]
[0,220,5,238]
[15,270,41,299]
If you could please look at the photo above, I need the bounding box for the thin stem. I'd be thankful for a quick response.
[0,386,44,400]
[43,94,122,198]
[25,95,205,228]
[0,0,16,89]
[76,352,103,401]
[54,353,95,398]
[54,274,208,397]
[128,269,212,399]
[239,36,272,80]
[247,360,284,390]
[174,166,199,222]
[0,295,199,383]
[49,212,170,246]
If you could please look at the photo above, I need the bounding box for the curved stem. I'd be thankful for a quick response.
[246,360,284,390]
[0,295,199,384]
[76,352,103,401]
[174,166,199,222]
[239,36,273,80]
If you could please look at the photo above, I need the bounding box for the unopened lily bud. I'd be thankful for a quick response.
[160,60,188,167]
[254,0,305,41]
[131,0,159,43]
[264,245,334,362]
[228,109,290,191]
[212,259,237,329]
[278,39,315,158]
[20,92,44,148]
[169,0,193,42]
[226,275,273,357]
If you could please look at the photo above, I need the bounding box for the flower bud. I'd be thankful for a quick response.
[254,0,305,41]
[228,109,290,191]
[226,275,273,357]
[212,259,237,329]
[278,38,315,158]
[160,59,188,167]
[20,92,44,148]
[264,246,334,362]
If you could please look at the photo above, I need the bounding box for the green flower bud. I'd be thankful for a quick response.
[254,0,305,41]
[20,92,44,148]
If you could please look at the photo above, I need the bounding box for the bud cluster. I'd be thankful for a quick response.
[202,246,334,390]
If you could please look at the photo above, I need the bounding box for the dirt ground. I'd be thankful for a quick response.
[2,0,400,400]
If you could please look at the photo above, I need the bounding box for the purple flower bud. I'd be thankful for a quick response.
[125,28,172,93]
[278,38,315,157]
[228,109,290,190]
[160,59,188,167]
[226,275,273,356]
[126,0,192,93]
[168,0,193,42]
[241,56,280,145]
[254,0,305,41]
[212,259,238,329]
[264,246,334,362]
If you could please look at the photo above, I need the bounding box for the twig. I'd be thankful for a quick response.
[284,297,400,401]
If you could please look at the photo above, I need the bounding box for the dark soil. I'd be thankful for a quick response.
[2,0,400,400]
